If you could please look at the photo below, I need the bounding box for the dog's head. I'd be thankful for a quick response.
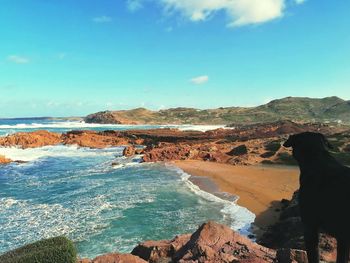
[283,132,332,161]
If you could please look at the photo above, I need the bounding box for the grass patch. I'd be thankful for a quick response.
[0,237,77,263]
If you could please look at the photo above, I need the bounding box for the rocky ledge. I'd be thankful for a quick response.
[79,221,308,263]
[1,121,349,166]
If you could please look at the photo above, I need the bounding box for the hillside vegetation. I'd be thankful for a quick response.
[84,96,350,125]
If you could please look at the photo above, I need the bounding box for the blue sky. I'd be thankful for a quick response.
[0,0,349,117]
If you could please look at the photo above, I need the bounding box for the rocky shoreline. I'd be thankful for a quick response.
[1,121,349,166]
[1,121,349,262]
[76,191,338,263]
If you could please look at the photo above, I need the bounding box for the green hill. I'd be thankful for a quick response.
[84,96,350,125]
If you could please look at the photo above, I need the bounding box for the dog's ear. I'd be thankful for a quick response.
[283,135,294,148]
[318,133,333,149]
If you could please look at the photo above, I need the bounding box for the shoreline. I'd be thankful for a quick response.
[173,160,299,235]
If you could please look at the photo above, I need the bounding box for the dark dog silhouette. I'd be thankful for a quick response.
[284,132,350,263]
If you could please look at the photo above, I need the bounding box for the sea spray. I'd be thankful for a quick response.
[0,144,254,258]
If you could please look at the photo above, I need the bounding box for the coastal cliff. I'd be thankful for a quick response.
[84,96,350,125]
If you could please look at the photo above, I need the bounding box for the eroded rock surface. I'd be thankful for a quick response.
[81,221,309,263]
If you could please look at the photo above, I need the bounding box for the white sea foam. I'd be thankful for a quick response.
[0,196,122,252]
[0,121,230,132]
[0,145,123,162]
[165,164,255,234]
[0,121,119,129]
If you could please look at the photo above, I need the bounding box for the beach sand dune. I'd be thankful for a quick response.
[174,160,299,234]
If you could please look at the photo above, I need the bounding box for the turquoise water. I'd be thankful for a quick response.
[0,120,254,259]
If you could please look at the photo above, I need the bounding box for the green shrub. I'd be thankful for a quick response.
[260,151,276,158]
[0,237,77,263]
[264,140,282,152]
[275,152,297,165]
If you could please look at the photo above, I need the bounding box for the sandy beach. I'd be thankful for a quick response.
[174,160,299,233]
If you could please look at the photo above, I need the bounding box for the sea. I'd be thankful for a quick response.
[0,118,255,259]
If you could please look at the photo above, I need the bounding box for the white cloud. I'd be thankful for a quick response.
[161,0,285,27]
[127,0,295,27]
[127,0,143,12]
[7,55,30,64]
[294,0,306,4]
[92,16,112,23]
[190,75,209,85]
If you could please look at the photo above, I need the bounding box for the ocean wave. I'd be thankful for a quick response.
[0,145,124,162]
[0,121,229,132]
[0,196,121,253]
[165,164,255,234]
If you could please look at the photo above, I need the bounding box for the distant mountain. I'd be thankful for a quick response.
[84,96,350,125]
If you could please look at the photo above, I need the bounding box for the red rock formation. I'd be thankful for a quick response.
[131,221,308,263]
[77,221,311,263]
[0,121,348,166]
[123,146,136,157]
[79,253,147,263]
[62,130,131,148]
[0,130,61,148]
[0,155,12,164]
[131,234,191,263]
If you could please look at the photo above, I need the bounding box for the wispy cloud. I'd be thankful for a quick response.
[126,0,143,12]
[7,55,30,64]
[125,0,306,27]
[92,16,112,23]
[57,53,66,60]
[190,75,209,85]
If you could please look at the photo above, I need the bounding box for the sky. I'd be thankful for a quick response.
[0,0,349,117]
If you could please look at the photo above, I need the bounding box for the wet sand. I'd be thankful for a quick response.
[174,160,299,233]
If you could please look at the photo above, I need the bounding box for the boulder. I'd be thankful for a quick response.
[227,145,248,156]
[123,146,136,157]
[132,234,191,263]
[132,221,280,263]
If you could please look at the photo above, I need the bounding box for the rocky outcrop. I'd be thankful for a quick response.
[0,130,61,148]
[1,121,349,166]
[79,221,309,263]
[131,234,191,263]
[79,253,147,263]
[259,191,337,262]
[123,146,136,157]
[62,130,131,148]
[0,155,12,164]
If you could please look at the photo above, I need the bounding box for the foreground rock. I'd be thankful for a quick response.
[78,221,308,263]
[79,253,147,263]
[259,191,337,262]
